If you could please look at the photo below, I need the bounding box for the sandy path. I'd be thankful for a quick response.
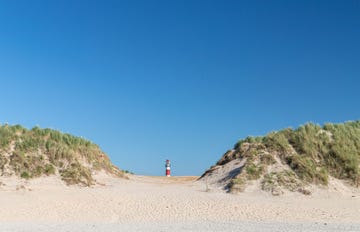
[0,174,359,231]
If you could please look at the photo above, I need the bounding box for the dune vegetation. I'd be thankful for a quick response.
[0,124,125,186]
[202,121,360,195]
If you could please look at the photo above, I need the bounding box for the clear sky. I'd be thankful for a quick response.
[0,0,359,176]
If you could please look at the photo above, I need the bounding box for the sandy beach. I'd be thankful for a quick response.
[0,174,359,231]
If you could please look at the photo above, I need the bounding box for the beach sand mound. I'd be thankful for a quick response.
[200,121,360,196]
[0,124,125,186]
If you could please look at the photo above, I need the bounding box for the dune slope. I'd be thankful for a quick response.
[0,124,124,186]
[201,121,360,195]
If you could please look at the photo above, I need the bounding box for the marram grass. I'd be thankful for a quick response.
[0,124,125,186]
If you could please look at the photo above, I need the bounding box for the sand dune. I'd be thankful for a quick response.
[0,173,359,231]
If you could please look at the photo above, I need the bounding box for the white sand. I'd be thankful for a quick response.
[0,174,359,231]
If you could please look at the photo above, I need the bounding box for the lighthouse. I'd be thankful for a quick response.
[165,159,171,177]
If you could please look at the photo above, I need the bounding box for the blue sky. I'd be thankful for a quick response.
[0,0,359,176]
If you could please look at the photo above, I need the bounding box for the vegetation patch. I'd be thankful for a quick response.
[260,153,276,165]
[60,162,93,186]
[205,120,360,194]
[229,176,246,193]
[20,171,30,179]
[262,171,303,193]
[245,163,264,180]
[0,124,125,185]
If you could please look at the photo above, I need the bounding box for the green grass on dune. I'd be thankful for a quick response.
[231,121,360,187]
[0,124,125,186]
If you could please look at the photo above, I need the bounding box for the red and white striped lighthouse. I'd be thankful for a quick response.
[165,159,171,177]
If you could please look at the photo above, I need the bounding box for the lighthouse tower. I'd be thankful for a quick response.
[165,159,171,177]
